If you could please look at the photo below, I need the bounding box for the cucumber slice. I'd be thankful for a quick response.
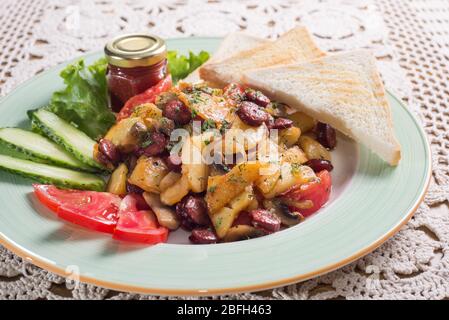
[29,109,105,170]
[0,128,97,172]
[30,118,45,135]
[0,154,105,191]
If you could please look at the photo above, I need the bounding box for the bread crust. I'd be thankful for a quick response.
[199,26,324,86]
[242,50,402,166]
[185,33,269,83]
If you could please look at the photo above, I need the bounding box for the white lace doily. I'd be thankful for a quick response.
[1,0,448,300]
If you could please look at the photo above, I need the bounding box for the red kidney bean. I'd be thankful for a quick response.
[98,138,120,164]
[126,183,144,194]
[141,131,167,157]
[189,228,218,244]
[176,195,210,230]
[244,88,270,107]
[250,209,281,232]
[162,99,192,125]
[236,101,269,127]
[232,211,252,227]
[95,151,110,166]
[316,122,337,149]
[165,154,182,172]
[305,159,334,172]
[223,83,245,101]
[268,118,293,130]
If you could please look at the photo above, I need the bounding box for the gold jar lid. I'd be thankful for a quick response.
[105,34,167,68]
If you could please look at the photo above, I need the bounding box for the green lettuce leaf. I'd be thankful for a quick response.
[167,50,210,83]
[46,51,209,140]
[47,58,115,140]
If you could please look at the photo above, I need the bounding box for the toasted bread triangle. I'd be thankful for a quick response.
[199,26,325,87]
[185,32,269,83]
[242,50,401,165]
[209,32,270,63]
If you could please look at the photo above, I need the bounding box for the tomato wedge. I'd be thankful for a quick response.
[112,194,169,244]
[282,170,332,217]
[117,75,172,121]
[119,192,150,211]
[33,184,121,233]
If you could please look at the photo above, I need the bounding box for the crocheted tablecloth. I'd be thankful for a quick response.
[0,0,448,300]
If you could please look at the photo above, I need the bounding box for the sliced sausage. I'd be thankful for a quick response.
[189,228,218,244]
[140,131,167,156]
[268,118,293,130]
[176,195,210,230]
[236,101,269,127]
[162,99,192,125]
[244,88,270,107]
[250,209,281,232]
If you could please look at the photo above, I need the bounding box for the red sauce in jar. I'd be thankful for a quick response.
[107,60,167,112]
[105,34,167,112]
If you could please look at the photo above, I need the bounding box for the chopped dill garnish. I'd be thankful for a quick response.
[291,163,302,175]
[140,133,153,148]
[219,120,231,134]
[201,119,216,132]
[229,174,245,184]
[191,108,199,118]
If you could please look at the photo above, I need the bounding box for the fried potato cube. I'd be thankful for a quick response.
[298,135,331,161]
[159,171,182,192]
[181,134,212,193]
[281,145,308,164]
[279,126,301,147]
[205,161,261,214]
[128,156,168,193]
[143,192,180,230]
[106,163,128,196]
[264,163,316,199]
[256,163,281,195]
[104,117,143,153]
[160,174,190,206]
[212,186,254,238]
[287,112,316,133]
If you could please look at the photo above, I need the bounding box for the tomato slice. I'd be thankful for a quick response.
[33,184,121,233]
[112,194,169,244]
[117,75,172,121]
[118,192,150,211]
[282,170,332,217]
[33,184,73,212]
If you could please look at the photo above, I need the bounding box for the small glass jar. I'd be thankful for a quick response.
[105,34,168,112]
